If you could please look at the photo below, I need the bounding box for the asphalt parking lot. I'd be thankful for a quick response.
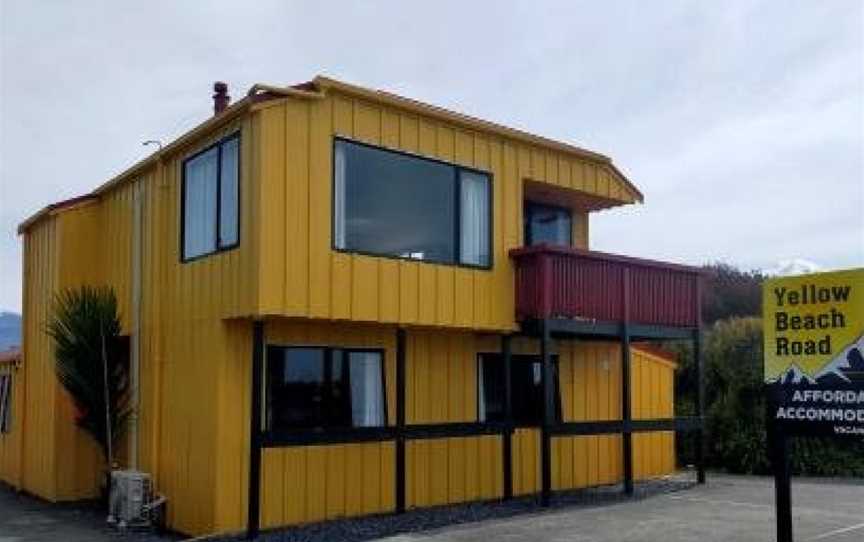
[0,483,180,542]
[381,475,864,542]
[1,475,862,541]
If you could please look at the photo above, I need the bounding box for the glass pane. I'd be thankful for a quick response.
[525,202,572,246]
[512,360,542,425]
[3,375,10,432]
[267,348,326,430]
[348,351,384,427]
[183,147,218,259]
[0,375,9,432]
[479,355,505,422]
[329,350,351,427]
[333,142,347,249]
[459,171,490,266]
[336,140,455,263]
[219,137,239,248]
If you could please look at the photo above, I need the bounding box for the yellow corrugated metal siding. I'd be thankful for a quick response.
[632,349,677,480]
[507,340,623,494]
[54,204,106,500]
[17,204,112,502]
[553,342,624,491]
[255,321,397,529]
[16,110,260,535]
[253,91,630,329]
[137,114,258,535]
[20,216,60,499]
[405,330,502,507]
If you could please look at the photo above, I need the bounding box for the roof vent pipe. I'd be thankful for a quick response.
[213,81,230,115]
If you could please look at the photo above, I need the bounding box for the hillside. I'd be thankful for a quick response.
[0,312,22,351]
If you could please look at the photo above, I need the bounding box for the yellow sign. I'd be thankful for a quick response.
[763,268,864,383]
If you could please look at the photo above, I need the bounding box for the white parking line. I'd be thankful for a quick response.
[810,522,864,541]
[664,495,772,509]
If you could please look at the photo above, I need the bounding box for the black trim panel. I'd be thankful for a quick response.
[247,321,264,540]
[395,329,406,514]
[549,417,704,436]
[521,319,698,341]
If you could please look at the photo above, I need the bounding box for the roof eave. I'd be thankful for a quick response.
[313,75,644,205]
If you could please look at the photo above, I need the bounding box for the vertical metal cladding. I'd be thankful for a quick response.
[254,91,635,331]
[511,246,701,327]
[20,217,60,500]
[16,111,257,536]
[257,321,397,528]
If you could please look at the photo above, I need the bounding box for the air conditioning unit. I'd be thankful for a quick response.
[108,470,152,528]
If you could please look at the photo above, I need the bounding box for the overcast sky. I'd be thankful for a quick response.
[1,1,862,313]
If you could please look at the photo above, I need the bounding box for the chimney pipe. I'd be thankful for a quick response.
[213,81,230,115]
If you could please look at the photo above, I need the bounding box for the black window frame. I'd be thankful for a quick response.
[264,345,388,434]
[0,372,12,434]
[523,200,573,247]
[331,136,494,270]
[180,132,241,263]
[476,352,562,427]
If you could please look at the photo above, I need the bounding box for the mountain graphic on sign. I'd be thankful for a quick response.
[811,332,864,385]
[779,363,816,385]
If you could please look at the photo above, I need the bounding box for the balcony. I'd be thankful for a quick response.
[510,245,703,339]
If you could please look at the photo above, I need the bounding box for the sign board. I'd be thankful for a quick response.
[763,268,864,437]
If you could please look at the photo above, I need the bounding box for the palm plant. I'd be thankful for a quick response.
[47,286,131,468]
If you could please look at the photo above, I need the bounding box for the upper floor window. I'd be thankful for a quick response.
[524,201,572,246]
[478,353,560,426]
[182,134,240,261]
[333,138,491,268]
[265,346,386,432]
[0,373,12,434]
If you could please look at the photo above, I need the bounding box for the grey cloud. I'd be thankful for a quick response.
[1,0,862,312]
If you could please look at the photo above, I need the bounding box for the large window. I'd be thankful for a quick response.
[182,134,240,261]
[333,138,491,267]
[524,201,572,246]
[0,373,12,434]
[478,353,560,425]
[265,346,386,431]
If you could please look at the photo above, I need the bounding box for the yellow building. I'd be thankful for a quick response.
[12,77,705,537]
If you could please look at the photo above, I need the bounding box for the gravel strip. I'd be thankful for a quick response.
[214,475,697,542]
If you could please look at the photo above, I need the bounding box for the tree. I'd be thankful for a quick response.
[701,317,770,473]
[701,263,764,324]
[672,316,864,475]
[47,286,131,469]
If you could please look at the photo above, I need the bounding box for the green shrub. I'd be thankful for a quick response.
[671,316,864,476]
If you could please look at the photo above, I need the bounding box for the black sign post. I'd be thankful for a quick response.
[771,431,793,542]
[767,386,793,542]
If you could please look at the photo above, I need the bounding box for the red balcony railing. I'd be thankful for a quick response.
[510,245,703,328]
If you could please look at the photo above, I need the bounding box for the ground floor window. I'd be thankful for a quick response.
[265,346,385,431]
[478,353,561,425]
[0,373,12,434]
